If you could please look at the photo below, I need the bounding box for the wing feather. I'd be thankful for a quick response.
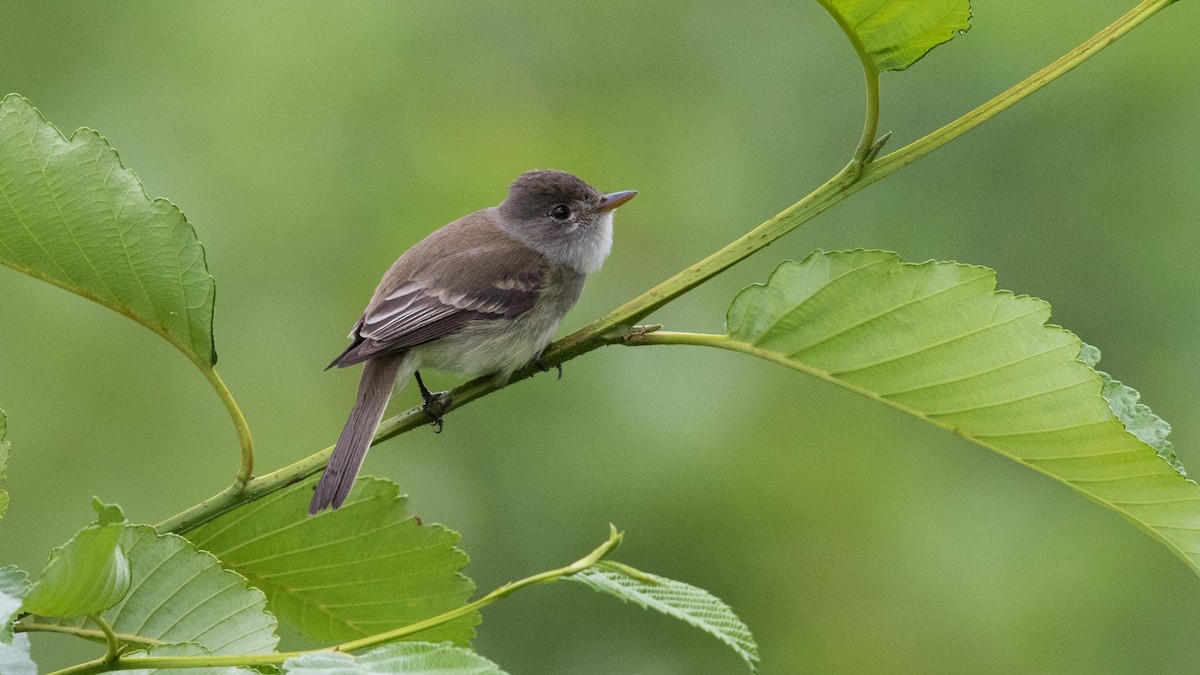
[329,220,546,368]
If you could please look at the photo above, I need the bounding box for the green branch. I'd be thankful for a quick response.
[865,0,1180,184]
[157,0,1177,536]
[49,529,623,674]
[15,622,165,647]
[523,0,1179,362]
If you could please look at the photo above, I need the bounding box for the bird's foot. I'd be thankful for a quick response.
[535,355,563,381]
[414,370,452,433]
[422,391,452,433]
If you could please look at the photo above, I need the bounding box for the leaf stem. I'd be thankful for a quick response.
[335,525,622,653]
[157,0,1178,535]
[199,367,254,484]
[815,0,882,167]
[89,613,120,664]
[48,529,624,673]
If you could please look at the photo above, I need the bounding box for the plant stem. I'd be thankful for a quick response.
[15,622,165,647]
[158,0,1178,536]
[200,366,255,484]
[48,529,623,673]
[89,613,120,665]
[865,0,1180,185]
[335,525,621,652]
[155,481,246,535]
[43,659,108,675]
[557,0,1178,341]
[815,0,882,166]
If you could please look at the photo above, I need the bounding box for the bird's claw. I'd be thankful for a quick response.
[422,391,452,433]
[535,356,563,381]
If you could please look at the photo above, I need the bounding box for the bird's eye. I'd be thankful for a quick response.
[550,204,572,221]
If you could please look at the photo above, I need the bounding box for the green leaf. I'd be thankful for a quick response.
[1080,344,1182,473]
[568,566,759,673]
[42,526,278,658]
[0,633,36,675]
[0,94,216,367]
[125,642,258,675]
[22,521,129,617]
[188,477,477,645]
[283,642,506,675]
[818,0,971,72]
[12,502,125,630]
[719,250,1200,574]
[0,410,9,523]
[93,497,128,526]
[0,566,30,644]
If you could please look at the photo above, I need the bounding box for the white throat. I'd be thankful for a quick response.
[573,211,613,274]
[500,209,614,275]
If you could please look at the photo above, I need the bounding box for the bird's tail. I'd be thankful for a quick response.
[309,353,409,514]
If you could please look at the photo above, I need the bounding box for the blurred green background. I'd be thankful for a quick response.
[2,1,1198,672]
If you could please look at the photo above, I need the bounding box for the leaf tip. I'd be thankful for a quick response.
[91,498,126,526]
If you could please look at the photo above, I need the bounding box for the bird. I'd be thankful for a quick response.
[309,170,636,513]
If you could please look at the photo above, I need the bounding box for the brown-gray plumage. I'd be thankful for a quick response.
[328,218,551,367]
[310,170,636,513]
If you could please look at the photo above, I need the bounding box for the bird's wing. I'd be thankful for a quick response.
[330,234,545,367]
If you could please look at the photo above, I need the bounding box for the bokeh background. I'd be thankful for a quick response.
[2,2,1198,673]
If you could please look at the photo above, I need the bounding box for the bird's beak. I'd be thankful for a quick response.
[597,190,638,213]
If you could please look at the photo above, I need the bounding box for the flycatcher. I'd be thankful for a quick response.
[310,170,636,513]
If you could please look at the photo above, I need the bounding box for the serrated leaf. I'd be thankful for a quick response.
[22,522,129,617]
[42,526,278,659]
[0,633,36,675]
[717,250,1200,574]
[0,409,10,523]
[0,94,216,367]
[819,0,971,72]
[0,566,30,644]
[568,567,759,673]
[1079,344,1182,473]
[283,642,506,675]
[188,477,477,645]
[125,641,258,675]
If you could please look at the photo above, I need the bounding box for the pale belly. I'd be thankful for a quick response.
[408,306,562,382]
[403,264,585,385]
